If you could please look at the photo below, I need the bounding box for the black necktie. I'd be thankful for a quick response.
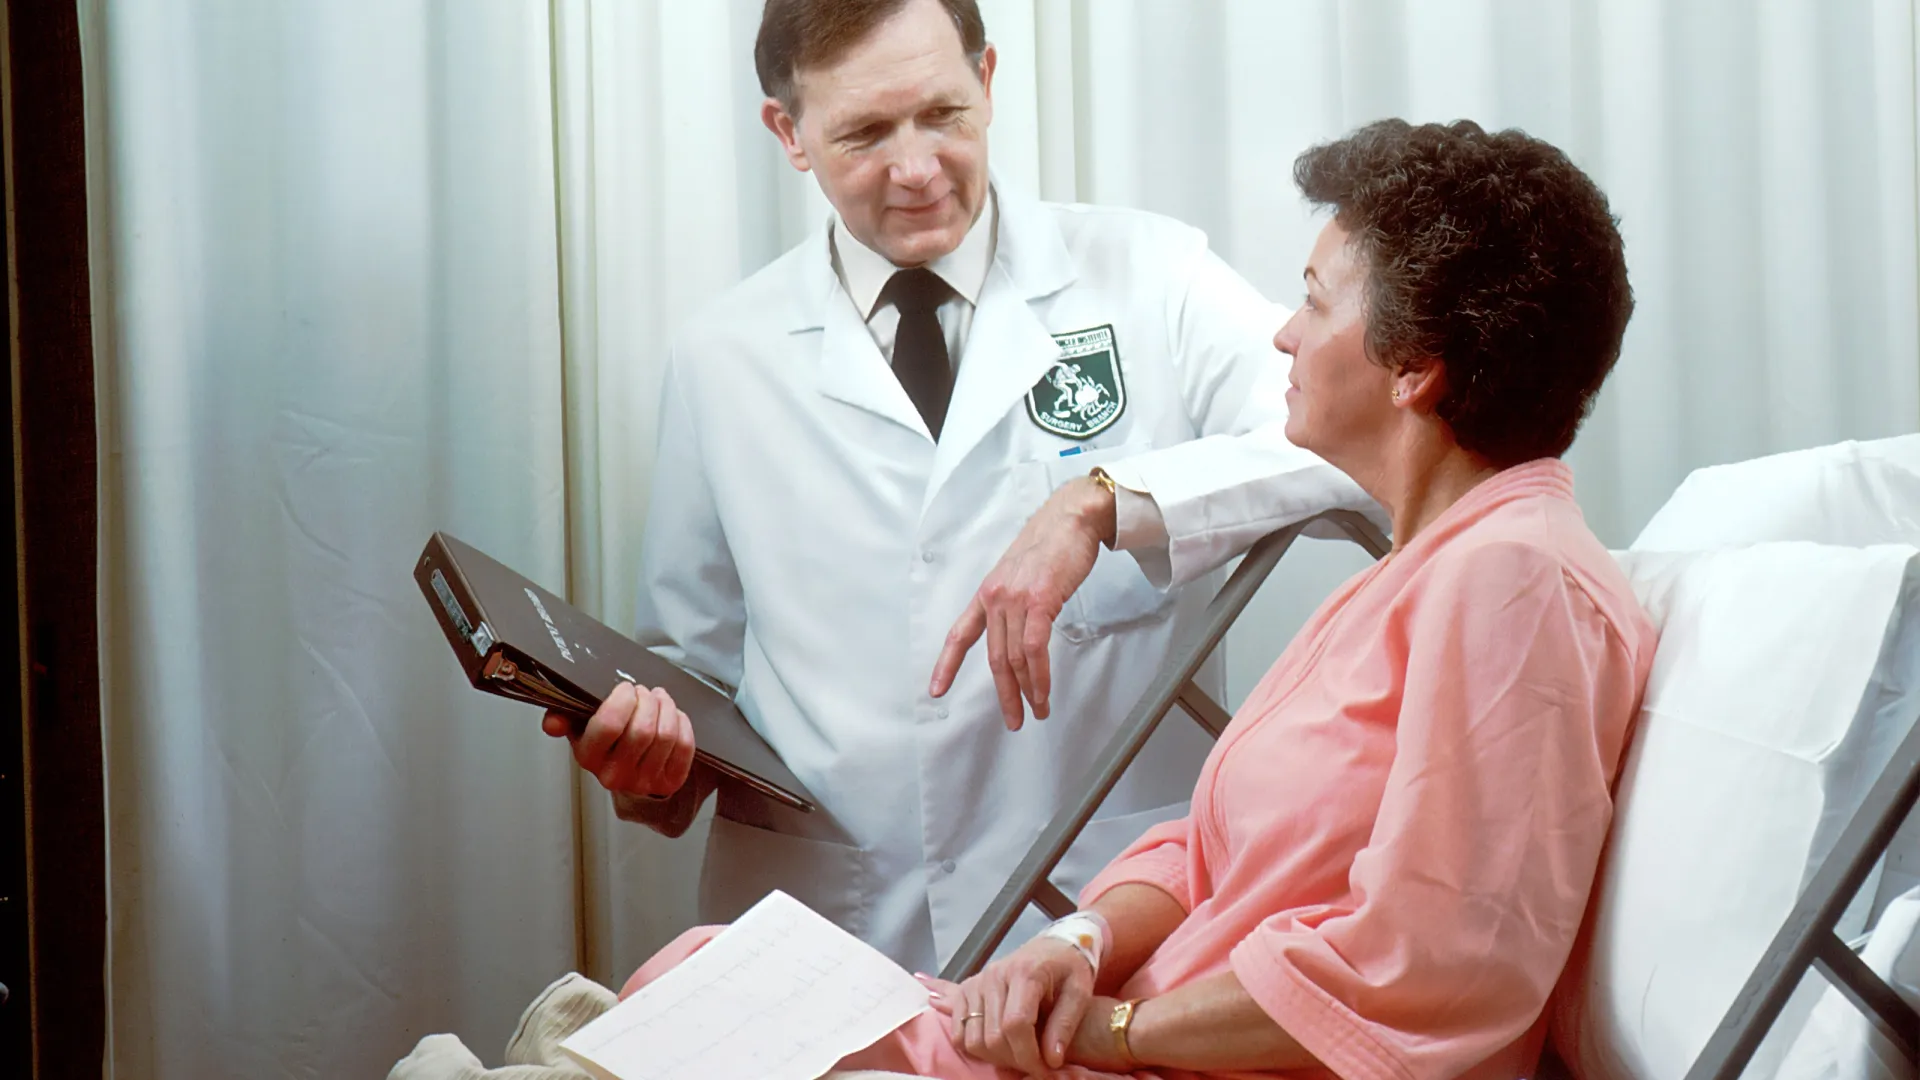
[882,267,955,440]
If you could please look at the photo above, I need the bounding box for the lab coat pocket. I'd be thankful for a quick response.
[1037,445,1177,642]
[699,814,872,939]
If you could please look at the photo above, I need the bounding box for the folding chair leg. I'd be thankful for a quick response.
[1685,708,1920,1079]
[1810,932,1920,1061]
[1031,881,1077,922]
[1176,680,1232,738]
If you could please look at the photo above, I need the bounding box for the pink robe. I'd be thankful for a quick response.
[626,459,1656,1080]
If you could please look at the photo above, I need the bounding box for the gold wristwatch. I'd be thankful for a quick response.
[1109,998,1142,1065]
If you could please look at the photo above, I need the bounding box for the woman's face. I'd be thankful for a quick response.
[1274,220,1399,468]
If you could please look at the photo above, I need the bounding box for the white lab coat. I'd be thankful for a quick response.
[630,184,1374,971]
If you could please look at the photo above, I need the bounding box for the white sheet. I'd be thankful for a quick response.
[1589,434,1920,1080]
[1553,542,1920,1080]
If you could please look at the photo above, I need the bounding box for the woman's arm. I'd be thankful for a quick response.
[1065,972,1321,1074]
[1086,882,1186,994]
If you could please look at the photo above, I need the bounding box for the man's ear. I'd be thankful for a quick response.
[761,97,810,173]
[977,43,998,115]
[1392,359,1446,410]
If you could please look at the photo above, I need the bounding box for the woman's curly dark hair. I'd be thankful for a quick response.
[1294,119,1633,466]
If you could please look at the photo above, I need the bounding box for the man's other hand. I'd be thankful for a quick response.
[929,474,1116,730]
[541,680,696,797]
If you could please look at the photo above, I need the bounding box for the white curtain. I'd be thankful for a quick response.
[85,1,1920,1077]
[85,2,579,1076]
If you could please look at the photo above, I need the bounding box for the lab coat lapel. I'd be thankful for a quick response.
[925,188,1077,503]
[795,224,932,438]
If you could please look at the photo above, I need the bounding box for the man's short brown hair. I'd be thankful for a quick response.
[755,0,987,113]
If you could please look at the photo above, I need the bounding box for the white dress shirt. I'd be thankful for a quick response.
[829,194,997,370]
[829,192,1167,548]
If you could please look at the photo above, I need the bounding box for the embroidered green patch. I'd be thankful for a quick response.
[1026,325,1125,440]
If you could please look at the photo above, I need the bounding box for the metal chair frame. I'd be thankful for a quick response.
[938,509,1920,1075]
[939,508,1389,979]
[1683,704,1920,1077]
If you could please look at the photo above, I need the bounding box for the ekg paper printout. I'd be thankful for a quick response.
[558,890,930,1080]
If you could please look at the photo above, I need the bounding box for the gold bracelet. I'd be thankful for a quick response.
[1088,465,1118,495]
[1109,998,1142,1065]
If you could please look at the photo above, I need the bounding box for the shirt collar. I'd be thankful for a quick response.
[831,189,998,318]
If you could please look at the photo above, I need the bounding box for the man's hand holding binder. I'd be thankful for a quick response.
[542,680,722,838]
[541,680,695,798]
[413,530,814,839]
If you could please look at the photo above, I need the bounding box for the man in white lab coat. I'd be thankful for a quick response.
[542,0,1373,973]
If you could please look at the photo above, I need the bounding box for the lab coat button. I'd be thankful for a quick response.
[940,859,958,874]
[936,706,949,719]
[921,550,937,563]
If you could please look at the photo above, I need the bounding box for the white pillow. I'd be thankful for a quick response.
[1631,435,1920,552]
[1553,542,1920,1080]
[1622,435,1920,1080]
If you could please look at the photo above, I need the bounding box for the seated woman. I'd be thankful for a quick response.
[622,118,1656,1080]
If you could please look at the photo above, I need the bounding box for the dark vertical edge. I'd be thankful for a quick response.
[1,0,106,1076]
[0,11,24,1070]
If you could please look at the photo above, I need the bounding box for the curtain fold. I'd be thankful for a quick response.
[88,2,579,1076]
[86,2,1920,1077]
[545,0,818,989]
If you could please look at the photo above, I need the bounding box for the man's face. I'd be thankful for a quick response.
[762,0,994,267]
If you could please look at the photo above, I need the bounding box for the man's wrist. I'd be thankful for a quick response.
[1076,471,1119,547]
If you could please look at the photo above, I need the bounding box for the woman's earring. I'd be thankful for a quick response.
[1391,388,1406,402]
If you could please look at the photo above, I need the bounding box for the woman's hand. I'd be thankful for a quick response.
[919,936,1096,1075]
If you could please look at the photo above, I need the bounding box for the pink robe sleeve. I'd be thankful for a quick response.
[1230,539,1638,1080]
[1079,818,1196,913]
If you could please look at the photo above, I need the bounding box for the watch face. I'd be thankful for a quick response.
[1110,998,1137,1050]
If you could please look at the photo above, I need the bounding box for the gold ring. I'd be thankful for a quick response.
[963,1012,986,1022]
